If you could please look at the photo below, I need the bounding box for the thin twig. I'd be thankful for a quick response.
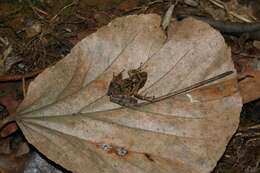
[150,71,233,103]
[248,124,260,130]
[124,0,167,14]
[32,6,49,16]
[22,77,26,97]
[50,1,77,22]
[245,138,260,146]
[0,69,43,81]
[25,0,45,19]
[207,0,251,23]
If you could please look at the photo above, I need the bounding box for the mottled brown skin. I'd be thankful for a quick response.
[107,68,150,106]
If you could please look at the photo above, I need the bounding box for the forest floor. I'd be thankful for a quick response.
[0,0,260,172]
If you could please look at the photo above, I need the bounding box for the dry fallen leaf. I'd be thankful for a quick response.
[1,14,242,173]
[238,70,260,103]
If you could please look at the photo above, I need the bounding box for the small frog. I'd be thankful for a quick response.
[107,67,151,106]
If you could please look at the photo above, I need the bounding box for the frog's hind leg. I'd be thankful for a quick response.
[134,93,155,102]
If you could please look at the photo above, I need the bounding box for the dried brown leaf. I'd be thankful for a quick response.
[238,70,260,103]
[4,14,242,173]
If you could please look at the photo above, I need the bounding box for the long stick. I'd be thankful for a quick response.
[149,71,234,103]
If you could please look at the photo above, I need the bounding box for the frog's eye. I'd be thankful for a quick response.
[132,78,138,82]
[128,69,137,75]
[113,72,122,79]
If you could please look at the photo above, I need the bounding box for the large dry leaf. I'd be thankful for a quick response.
[8,14,242,173]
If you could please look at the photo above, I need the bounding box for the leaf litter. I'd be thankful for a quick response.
[1,14,242,173]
